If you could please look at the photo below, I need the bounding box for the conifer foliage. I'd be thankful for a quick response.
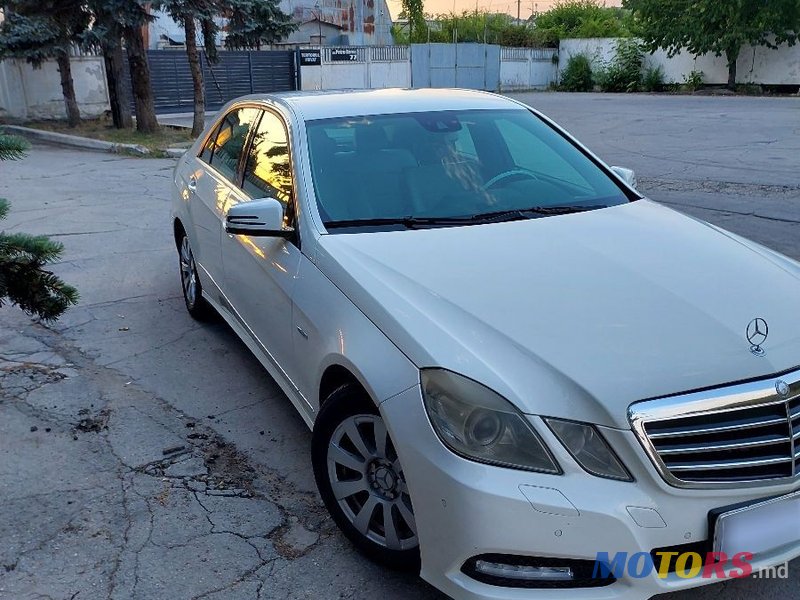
[0,133,78,321]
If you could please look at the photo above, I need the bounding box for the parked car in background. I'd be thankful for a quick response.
[171,88,800,599]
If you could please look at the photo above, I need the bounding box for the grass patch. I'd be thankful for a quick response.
[16,116,194,156]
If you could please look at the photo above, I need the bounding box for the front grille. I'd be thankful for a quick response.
[641,394,800,484]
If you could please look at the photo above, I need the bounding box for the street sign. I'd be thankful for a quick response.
[331,48,359,62]
[299,49,321,66]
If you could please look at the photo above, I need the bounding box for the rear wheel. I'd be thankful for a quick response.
[312,385,420,570]
[178,233,213,321]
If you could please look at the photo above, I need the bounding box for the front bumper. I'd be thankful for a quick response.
[381,385,800,599]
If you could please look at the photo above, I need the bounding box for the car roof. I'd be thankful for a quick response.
[235,88,525,122]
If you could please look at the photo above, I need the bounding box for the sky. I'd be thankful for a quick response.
[386,0,621,21]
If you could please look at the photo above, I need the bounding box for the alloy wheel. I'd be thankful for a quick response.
[179,236,198,307]
[327,414,418,551]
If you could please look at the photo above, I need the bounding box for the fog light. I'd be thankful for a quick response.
[475,560,574,581]
[462,553,615,588]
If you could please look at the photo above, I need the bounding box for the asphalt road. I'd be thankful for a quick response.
[1,93,799,600]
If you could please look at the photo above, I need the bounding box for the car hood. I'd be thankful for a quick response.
[315,200,800,428]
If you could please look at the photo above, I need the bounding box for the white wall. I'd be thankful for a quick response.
[0,56,110,120]
[499,47,558,91]
[301,45,554,92]
[559,37,800,86]
[321,63,368,89]
[369,61,411,88]
[300,46,410,91]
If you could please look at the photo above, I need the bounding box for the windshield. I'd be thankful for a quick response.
[306,109,629,231]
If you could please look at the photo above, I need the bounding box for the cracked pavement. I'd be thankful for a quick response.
[1,94,799,600]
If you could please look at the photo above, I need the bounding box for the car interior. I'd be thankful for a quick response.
[306,110,627,225]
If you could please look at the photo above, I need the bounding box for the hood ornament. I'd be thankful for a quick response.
[746,318,769,356]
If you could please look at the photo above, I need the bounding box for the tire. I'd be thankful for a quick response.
[312,385,420,571]
[177,232,214,321]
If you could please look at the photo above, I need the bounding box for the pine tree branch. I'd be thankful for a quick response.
[0,133,29,161]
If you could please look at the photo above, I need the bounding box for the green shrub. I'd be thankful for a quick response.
[642,65,665,92]
[682,70,704,92]
[596,38,643,92]
[559,54,594,91]
[736,83,763,95]
[533,0,632,45]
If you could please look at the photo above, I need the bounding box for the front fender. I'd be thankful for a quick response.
[292,255,419,417]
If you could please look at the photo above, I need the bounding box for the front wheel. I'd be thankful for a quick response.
[312,385,420,570]
[178,233,213,321]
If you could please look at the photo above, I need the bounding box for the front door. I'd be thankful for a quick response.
[190,106,261,290]
[222,109,304,394]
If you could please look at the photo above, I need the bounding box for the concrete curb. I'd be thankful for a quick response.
[1,124,152,156]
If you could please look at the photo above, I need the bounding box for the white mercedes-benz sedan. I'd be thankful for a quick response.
[171,89,800,599]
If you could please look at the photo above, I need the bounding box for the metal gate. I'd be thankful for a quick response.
[136,50,297,114]
[410,43,500,91]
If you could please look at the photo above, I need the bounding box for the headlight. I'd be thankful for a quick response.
[545,419,632,481]
[421,369,560,474]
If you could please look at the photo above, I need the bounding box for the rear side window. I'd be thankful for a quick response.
[200,107,261,183]
[199,124,218,163]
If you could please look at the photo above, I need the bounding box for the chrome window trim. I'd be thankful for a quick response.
[629,368,800,490]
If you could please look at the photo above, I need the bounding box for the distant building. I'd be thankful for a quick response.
[148,0,394,50]
[281,0,393,46]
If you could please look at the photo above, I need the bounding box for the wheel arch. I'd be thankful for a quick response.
[173,218,186,250]
[318,362,374,412]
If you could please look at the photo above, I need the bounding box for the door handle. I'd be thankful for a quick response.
[187,176,197,191]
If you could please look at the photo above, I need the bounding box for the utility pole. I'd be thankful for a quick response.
[314,1,322,46]
[517,0,521,21]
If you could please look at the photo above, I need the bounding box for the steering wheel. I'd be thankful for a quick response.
[483,169,539,190]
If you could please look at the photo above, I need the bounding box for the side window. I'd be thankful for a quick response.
[242,110,294,221]
[202,107,261,183]
[495,119,590,189]
[199,124,219,163]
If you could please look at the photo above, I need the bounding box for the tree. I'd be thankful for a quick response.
[155,0,220,137]
[0,133,78,321]
[624,0,800,90]
[0,1,91,127]
[121,1,161,134]
[83,1,135,129]
[156,0,295,137]
[400,0,426,42]
[532,0,631,47]
[224,0,296,51]
[81,0,157,132]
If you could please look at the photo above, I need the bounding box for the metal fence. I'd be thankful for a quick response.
[410,43,501,91]
[500,47,557,62]
[314,46,409,63]
[135,50,297,114]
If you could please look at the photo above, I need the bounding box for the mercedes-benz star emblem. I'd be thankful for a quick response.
[746,317,769,356]
[776,380,790,398]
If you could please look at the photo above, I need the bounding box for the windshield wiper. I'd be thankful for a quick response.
[324,216,481,230]
[468,205,607,222]
[324,206,607,230]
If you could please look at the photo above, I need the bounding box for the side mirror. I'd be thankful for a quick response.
[225,198,293,238]
[610,166,637,190]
